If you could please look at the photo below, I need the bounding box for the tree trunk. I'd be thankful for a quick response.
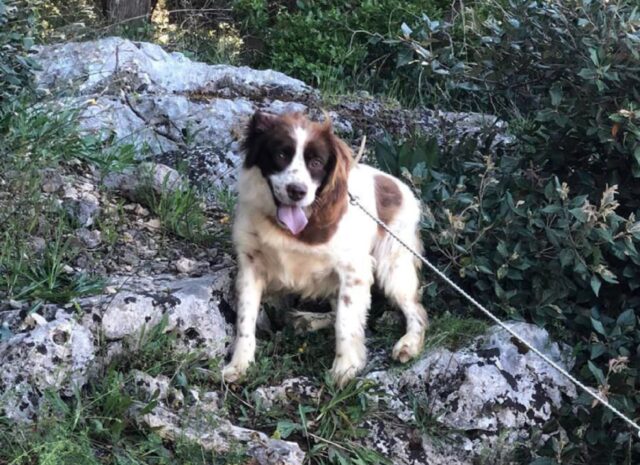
[101,0,157,22]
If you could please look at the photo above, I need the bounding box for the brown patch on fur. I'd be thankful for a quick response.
[374,174,402,234]
[353,278,363,286]
[342,295,352,306]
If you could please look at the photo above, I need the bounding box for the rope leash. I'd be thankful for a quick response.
[348,192,640,438]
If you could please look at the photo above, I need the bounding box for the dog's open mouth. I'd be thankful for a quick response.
[276,204,308,235]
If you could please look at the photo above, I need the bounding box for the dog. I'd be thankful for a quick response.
[222,111,428,387]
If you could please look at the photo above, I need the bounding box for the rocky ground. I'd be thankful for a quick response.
[0,37,574,465]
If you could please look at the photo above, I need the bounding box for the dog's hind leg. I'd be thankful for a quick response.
[375,230,429,363]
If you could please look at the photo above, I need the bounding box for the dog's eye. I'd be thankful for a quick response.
[309,158,323,170]
[277,152,287,160]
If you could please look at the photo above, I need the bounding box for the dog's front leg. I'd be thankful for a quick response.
[222,254,264,382]
[330,262,373,387]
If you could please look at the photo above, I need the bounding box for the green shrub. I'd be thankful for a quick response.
[232,0,450,89]
[393,0,640,207]
[0,1,39,105]
[381,6,640,460]
[374,117,640,464]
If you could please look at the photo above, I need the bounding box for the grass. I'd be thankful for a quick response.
[0,316,248,465]
[425,313,488,351]
[0,98,135,306]
[136,172,212,245]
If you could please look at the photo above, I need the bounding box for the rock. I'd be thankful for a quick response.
[34,37,513,200]
[34,37,314,99]
[129,372,305,464]
[76,228,102,248]
[175,257,198,274]
[95,271,234,358]
[360,418,473,465]
[41,169,64,193]
[246,323,575,464]
[130,370,184,410]
[367,322,577,456]
[63,192,100,227]
[137,403,305,465]
[253,377,320,410]
[0,316,95,422]
[103,162,185,201]
[34,37,315,154]
[155,145,242,198]
[28,237,47,254]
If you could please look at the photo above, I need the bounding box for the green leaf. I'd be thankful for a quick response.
[633,145,640,165]
[549,83,563,106]
[588,360,606,385]
[590,275,601,296]
[570,207,587,222]
[578,68,597,80]
[139,398,159,415]
[591,316,607,336]
[616,309,636,327]
[275,420,300,439]
[590,343,606,360]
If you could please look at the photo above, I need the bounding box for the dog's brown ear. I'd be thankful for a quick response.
[250,111,278,134]
[324,118,352,191]
[243,111,278,168]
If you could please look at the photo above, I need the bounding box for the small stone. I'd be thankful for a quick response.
[24,313,48,328]
[64,192,100,227]
[135,205,150,217]
[41,169,63,193]
[76,228,102,249]
[62,264,74,274]
[175,257,197,274]
[29,237,46,254]
[144,218,161,230]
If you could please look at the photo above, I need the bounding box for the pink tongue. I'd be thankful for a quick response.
[277,205,308,235]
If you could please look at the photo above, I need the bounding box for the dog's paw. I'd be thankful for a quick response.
[221,360,250,383]
[392,332,424,363]
[330,352,366,388]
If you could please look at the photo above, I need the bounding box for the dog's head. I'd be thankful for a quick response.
[242,111,352,240]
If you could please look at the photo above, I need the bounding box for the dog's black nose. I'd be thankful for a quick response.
[286,183,307,201]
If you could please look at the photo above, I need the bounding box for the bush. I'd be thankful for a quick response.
[376,125,640,464]
[0,1,39,104]
[393,0,640,209]
[232,0,450,89]
[372,2,640,462]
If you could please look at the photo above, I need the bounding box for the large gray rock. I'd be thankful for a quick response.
[34,37,314,99]
[367,322,577,457]
[33,37,513,195]
[33,37,313,157]
[90,271,234,359]
[0,316,95,422]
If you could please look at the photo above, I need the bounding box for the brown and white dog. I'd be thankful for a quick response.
[222,111,428,387]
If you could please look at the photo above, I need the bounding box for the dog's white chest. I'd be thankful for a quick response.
[258,235,340,299]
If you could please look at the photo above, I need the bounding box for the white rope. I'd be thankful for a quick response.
[348,192,640,438]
